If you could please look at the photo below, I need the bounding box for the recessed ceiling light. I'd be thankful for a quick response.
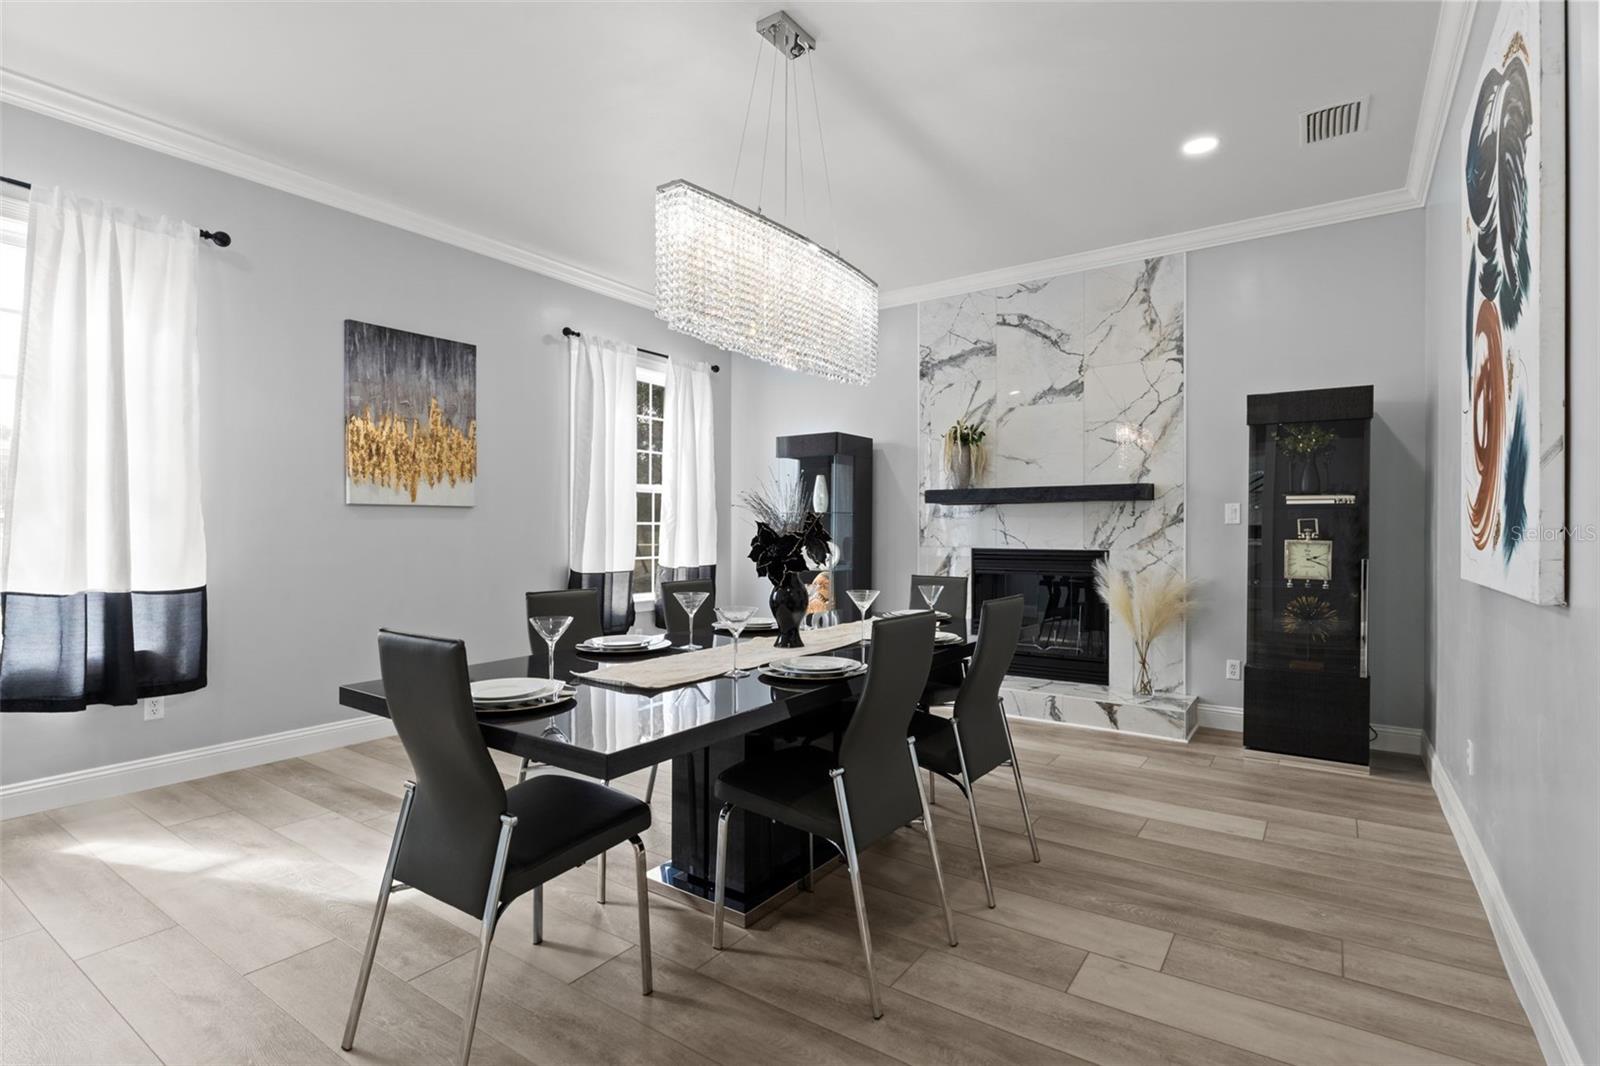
[1182,134,1220,157]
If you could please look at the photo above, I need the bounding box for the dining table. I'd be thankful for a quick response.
[338,616,974,926]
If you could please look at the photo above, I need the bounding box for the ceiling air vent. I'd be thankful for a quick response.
[1301,98,1366,144]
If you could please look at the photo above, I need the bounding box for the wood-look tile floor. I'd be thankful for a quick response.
[0,724,1541,1066]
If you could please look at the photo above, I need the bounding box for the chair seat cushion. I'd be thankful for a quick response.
[714,745,843,841]
[499,774,651,903]
[909,710,962,778]
[919,682,962,708]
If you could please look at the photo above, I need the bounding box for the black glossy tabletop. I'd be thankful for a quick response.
[339,621,973,779]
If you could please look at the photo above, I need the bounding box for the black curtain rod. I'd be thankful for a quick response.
[562,326,718,373]
[1,175,233,247]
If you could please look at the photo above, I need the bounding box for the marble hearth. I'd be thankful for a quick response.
[918,254,1194,741]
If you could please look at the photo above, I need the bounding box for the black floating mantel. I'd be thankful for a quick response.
[923,483,1156,506]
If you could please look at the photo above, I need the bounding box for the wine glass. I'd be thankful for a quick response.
[674,590,710,650]
[529,615,573,682]
[846,588,879,659]
[714,606,756,678]
[918,583,945,611]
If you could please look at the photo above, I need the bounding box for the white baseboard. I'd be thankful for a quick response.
[1195,702,1423,756]
[0,716,397,820]
[1427,739,1581,1065]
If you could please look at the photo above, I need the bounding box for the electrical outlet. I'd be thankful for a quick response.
[1225,659,1241,681]
[143,697,164,721]
[1466,738,1474,776]
[1223,502,1241,525]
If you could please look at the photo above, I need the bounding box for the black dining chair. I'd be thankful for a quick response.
[343,630,652,1066]
[659,577,716,644]
[909,594,1038,909]
[522,587,654,904]
[525,587,604,657]
[707,612,958,1019]
[908,573,968,617]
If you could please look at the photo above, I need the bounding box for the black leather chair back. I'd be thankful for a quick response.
[839,612,936,845]
[378,630,508,916]
[525,588,604,654]
[909,574,968,616]
[660,578,716,636]
[952,595,1024,779]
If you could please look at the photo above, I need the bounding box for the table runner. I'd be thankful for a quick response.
[573,621,869,691]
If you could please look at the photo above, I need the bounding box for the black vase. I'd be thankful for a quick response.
[768,571,808,649]
[1295,457,1322,494]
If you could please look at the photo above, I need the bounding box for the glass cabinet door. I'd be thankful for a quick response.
[1247,418,1369,677]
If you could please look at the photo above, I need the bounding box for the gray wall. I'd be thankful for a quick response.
[0,105,733,785]
[1187,212,1429,727]
[725,304,920,607]
[1423,3,1599,1061]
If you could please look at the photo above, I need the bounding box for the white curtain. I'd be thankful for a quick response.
[567,332,637,573]
[1,188,207,711]
[659,357,717,569]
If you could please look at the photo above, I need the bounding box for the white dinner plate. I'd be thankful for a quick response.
[773,655,860,675]
[763,662,867,682]
[716,617,777,632]
[475,685,576,714]
[861,629,964,646]
[585,634,657,648]
[577,636,671,655]
[882,608,953,621]
[470,677,562,704]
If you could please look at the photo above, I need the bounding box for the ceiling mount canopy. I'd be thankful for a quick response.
[654,9,879,385]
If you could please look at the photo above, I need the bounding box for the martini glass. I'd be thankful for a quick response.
[529,615,573,682]
[714,606,755,678]
[675,590,710,650]
[918,583,945,611]
[846,588,879,660]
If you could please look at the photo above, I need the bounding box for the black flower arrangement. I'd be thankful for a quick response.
[739,477,832,587]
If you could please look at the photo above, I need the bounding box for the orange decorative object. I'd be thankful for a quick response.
[807,572,834,613]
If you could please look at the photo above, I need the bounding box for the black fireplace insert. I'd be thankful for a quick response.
[972,547,1109,684]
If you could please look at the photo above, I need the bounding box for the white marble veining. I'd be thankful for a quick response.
[1001,677,1197,741]
[918,255,1187,695]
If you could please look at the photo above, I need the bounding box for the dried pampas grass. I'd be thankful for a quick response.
[1094,559,1196,695]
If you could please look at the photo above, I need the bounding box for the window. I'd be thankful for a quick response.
[632,366,665,601]
[0,195,27,560]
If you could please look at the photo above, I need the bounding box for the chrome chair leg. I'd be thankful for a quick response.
[630,837,653,995]
[597,777,610,903]
[950,725,995,908]
[907,738,959,947]
[802,833,814,891]
[517,757,532,784]
[342,781,416,1051]
[459,813,517,1066]
[644,763,659,804]
[532,885,543,945]
[928,767,937,805]
[998,705,1041,862]
[830,768,883,1019]
[711,803,733,950]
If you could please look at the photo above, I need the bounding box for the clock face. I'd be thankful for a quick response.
[1284,539,1334,581]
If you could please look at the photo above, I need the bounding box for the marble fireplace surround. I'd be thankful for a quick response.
[918,254,1195,741]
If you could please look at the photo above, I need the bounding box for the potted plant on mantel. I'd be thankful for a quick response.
[944,418,989,489]
[741,479,832,649]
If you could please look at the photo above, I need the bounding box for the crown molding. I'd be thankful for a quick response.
[1406,0,1478,205]
[0,69,656,310]
[878,184,1422,307]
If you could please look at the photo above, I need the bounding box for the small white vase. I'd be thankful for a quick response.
[812,474,829,514]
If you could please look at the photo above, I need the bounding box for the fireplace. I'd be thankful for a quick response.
[972,548,1109,684]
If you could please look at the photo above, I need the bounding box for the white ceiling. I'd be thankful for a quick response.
[0,1,1449,305]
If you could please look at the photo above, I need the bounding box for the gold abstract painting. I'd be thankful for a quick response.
[344,320,477,506]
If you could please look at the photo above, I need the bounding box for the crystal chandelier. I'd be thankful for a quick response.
[655,11,878,385]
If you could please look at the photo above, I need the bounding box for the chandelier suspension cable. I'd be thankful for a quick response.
[729,39,765,202]
[793,58,808,234]
[758,42,780,214]
[807,51,840,254]
[782,44,790,224]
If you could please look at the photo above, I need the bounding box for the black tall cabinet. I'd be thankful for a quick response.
[1244,386,1373,767]
[775,432,873,600]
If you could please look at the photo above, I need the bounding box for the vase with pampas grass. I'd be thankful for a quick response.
[1093,560,1196,697]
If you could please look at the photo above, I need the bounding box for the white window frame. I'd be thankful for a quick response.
[632,363,666,610]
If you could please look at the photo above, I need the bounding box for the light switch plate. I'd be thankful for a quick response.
[1224,502,1241,525]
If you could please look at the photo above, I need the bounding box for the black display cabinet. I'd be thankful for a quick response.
[1244,386,1372,767]
[775,432,873,611]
